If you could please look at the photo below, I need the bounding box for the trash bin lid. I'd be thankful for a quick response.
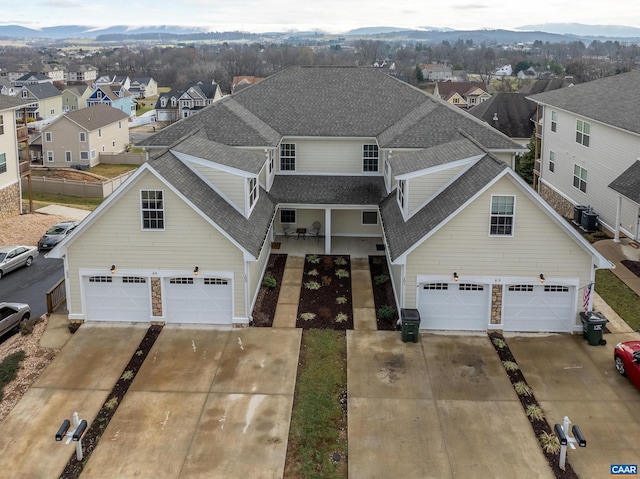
[584,311,608,324]
[400,308,421,322]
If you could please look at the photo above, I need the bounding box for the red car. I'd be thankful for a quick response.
[614,341,640,389]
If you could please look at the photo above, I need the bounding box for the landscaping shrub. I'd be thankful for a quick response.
[0,351,26,402]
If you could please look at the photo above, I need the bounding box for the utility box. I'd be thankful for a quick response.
[581,211,599,232]
[580,311,608,346]
[400,308,421,343]
[573,205,589,224]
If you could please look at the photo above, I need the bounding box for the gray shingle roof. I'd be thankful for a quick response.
[608,160,640,204]
[170,136,265,175]
[0,96,30,111]
[140,66,522,152]
[528,70,640,135]
[467,93,536,139]
[22,82,61,99]
[148,151,276,258]
[380,154,508,261]
[64,104,129,130]
[269,175,387,205]
[390,139,485,176]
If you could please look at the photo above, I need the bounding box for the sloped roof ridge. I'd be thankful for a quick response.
[377,99,437,145]
[219,99,282,145]
[608,159,640,204]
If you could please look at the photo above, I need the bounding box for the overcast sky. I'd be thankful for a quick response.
[3,0,640,33]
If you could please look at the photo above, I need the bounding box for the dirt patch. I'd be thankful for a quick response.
[368,255,399,330]
[0,213,77,246]
[31,168,106,183]
[251,254,287,327]
[621,259,640,278]
[297,255,353,330]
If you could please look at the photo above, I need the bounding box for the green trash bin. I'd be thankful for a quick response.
[580,311,608,346]
[401,308,421,343]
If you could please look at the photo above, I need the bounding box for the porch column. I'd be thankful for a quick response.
[614,195,622,243]
[324,208,331,254]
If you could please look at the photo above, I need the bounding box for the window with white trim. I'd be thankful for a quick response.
[65,151,72,162]
[0,153,6,174]
[205,278,228,285]
[79,132,86,142]
[268,150,274,174]
[141,190,164,230]
[170,277,193,284]
[551,111,557,132]
[490,195,515,236]
[45,132,52,142]
[576,119,590,146]
[0,115,4,135]
[397,180,406,209]
[248,177,258,208]
[91,149,96,159]
[80,151,89,160]
[123,277,147,284]
[549,151,555,172]
[89,276,112,283]
[362,210,378,225]
[280,143,296,171]
[508,285,533,292]
[423,283,448,290]
[363,144,379,172]
[46,151,54,162]
[280,209,296,224]
[573,164,587,193]
[545,285,569,292]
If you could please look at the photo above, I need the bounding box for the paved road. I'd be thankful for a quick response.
[0,255,64,318]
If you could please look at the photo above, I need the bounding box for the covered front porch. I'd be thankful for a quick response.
[272,235,384,258]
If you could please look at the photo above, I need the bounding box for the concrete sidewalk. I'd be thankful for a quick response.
[35,204,91,221]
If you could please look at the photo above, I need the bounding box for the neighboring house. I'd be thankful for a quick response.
[495,65,513,76]
[517,77,575,95]
[17,83,63,121]
[517,67,538,80]
[529,70,640,242]
[94,75,131,91]
[40,104,130,168]
[66,64,98,84]
[129,77,158,98]
[50,66,609,335]
[433,81,492,109]
[0,65,30,84]
[155,80,223,122]
[0,79,17,96]
[62,85,92,112]
[40,64,65,83]
[467,93,537,147]
[86,85,136,118]
[421,64,453,81]
[231,75,265,94]
[13,72,54,87]
[0,96,30,219]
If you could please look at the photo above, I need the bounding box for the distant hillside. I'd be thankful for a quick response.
[0,24,208,39]
[517,23,640,38]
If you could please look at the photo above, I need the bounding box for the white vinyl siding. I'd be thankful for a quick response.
[403,177,593,330]
[65,173,246,321]
[188,163,246,212]
[282,139,377,174]
[248,232,271,312]
[331,209,382,236]
[407,166,466,215]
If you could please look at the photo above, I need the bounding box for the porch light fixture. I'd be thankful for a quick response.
[453,272,459,282]
[193,266,199,275]
[539,273,545,283]
[110,265,116,274]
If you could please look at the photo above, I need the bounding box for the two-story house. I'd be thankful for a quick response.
[13,72,54,87]
[529,70,640,242]
[62,85,92,113]
[40,104,130,168]
[155,80,222,122]
[129,77,158,99]
[65,64,98,84]
[0,96,29,219]
[49,67,609,333]
[17,83,63,121]
[433,81,492,109]
[86,85,136,118]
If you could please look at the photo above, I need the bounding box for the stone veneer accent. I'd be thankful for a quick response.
[491,284,503,325]
[151,277,163,317]
[0,183,21,219]
[540,183,575,219]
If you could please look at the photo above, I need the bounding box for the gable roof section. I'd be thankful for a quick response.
[23,82,60,99]
[0,95,30,111]
[149,152,276,258]
[390,138,485,176]
[170,136,265,175]
[518,77,574,95]
[62,104,129,130]
[608,160,640,204]
[528,70,640,135]
[436,81,489,97]
[381,154,508,261]
[269,175,387,205]
[468,93,536,139]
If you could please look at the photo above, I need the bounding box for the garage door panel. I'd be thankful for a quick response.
[84,276,150,322]
[165,277,232,324]
[503,284,575,332]
[418,282,489,331]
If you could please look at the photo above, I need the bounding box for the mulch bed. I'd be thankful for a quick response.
[59,324,163,479]
[489,332,579,479]
[621,259,640,278]
[368,255,399,330]
[296,254,353,330]
[251,254,287,327]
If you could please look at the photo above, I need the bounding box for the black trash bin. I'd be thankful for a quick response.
[580,311,608,346]
[400,308,421,343]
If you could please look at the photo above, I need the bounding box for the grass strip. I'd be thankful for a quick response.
[0,350,26,402]
[22,192,104,211]
[285,329,347,479]
[595,269,640,331]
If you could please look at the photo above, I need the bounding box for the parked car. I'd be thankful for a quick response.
[0,246,38,279]
[38,221,79,251]
[0,302,31,337]
[614,341,640,389]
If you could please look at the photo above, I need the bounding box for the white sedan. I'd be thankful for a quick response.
[0,245,39,279]
[0,302,31,337]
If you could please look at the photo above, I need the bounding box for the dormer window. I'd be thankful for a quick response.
[363,144,379,172]
[397,180,406,210]
[248,177,258,209]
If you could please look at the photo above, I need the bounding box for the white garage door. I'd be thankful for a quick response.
[84,275,151,322]
[165,276,233,324]
[417,282,490,331]
[503,284,575,332]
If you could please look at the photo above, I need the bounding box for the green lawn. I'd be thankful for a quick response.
[286,329,348,479]
[595,269,640,331]
[22,192,104,211]
[89,163,138,178]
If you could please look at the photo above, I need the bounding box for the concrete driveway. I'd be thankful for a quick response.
[0,325,301,478]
